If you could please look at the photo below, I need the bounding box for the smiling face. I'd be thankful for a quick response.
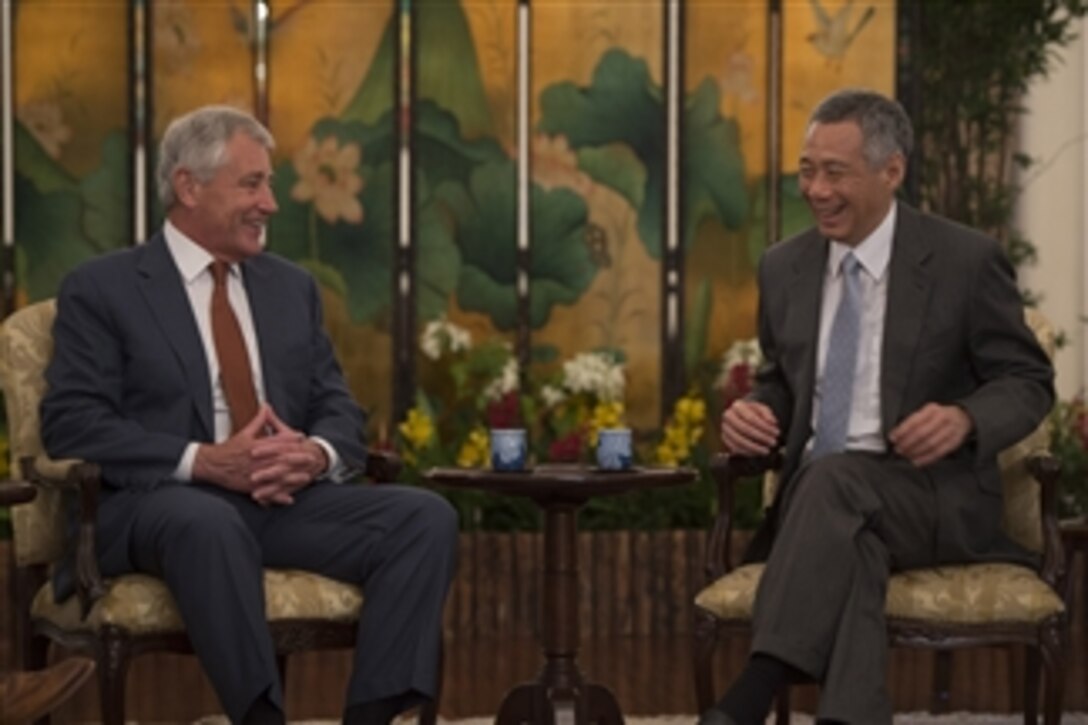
[799,120,904,247]
[170,130,278,262]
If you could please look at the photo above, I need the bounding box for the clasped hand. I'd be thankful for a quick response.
[193,405,329,506]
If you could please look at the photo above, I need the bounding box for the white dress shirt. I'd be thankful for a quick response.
[163,221,341,481]
[811,203,897,454]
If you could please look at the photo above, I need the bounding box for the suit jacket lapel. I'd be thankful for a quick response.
[881,205,934,431]
[788,233,827,451]
[136,233,215,438]
[241,256,287,416]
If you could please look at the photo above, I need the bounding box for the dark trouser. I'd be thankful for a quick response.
[95,481,458,723]
[751,453,939,724]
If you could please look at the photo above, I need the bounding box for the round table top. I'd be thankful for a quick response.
[0,481,37,507]
[425,463,697,502]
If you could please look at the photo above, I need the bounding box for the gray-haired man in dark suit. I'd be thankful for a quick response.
[702,89,1054,724]
[41,105,458,725]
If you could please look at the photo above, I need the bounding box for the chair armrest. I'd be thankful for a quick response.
[0,481,37,507]
[1026,452,1065,591]
[364,449,403,483]
[704,451,782,583]
[21,456,106,617]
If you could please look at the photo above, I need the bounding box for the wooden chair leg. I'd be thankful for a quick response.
[276,654,288,692]
[931,649,952,714]
[691,612,720,713]
[774,685,790,725]
[1024,645,1041,725]
[1040,625,1065,725]
[99,627,131,725]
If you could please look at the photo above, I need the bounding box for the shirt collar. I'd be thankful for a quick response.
[827,201,896,282]
[164,220,238,284]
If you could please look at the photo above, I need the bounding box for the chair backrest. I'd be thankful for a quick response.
[0,299,65,566]
[997,307,1054,553]
[761,308,1055,554]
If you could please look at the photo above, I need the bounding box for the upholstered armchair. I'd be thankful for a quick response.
[692,309,1068,724]
[0,299,437,725]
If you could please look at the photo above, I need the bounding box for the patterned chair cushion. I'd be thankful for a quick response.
[0,300,66,567]
[31,569,364,635]
[695,562,1064,625]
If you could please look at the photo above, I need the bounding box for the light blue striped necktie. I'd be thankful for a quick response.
[812,252,863,459]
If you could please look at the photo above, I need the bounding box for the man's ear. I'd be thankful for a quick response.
[883,152,906,190]
[173,168,200,208]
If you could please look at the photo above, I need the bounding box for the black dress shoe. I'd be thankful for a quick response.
[697,709,738,725]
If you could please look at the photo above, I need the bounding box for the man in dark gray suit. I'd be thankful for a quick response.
[701,90,1054,724]
[40,105,458,725]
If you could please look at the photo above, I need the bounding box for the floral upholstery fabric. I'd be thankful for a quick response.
[696,562,1064,625]
[31,570,364,635]
[0,300,68,567]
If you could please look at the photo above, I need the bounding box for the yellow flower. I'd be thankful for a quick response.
[456,428,490,468]
[656,440,679,466]
[675,397,706,427]
[398,408,435,452]
[655,394,707,466]
[587,400,625,446]
[291,136,365,224]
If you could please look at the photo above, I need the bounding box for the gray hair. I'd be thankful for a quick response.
[809,89,913,168]
[156,105,274,209]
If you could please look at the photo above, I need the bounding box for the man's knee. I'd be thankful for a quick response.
[404,487,459,546]
[790,454,875,512]
[137,488,255,555]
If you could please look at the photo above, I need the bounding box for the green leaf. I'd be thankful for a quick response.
[685,279,712,376]
[436,159,594,331]
[343,0,494,139]
[15,175,95,301]
[79,130,131,253]
[297,259,348,297]
[539,48,747,259]
[576,144,646,209]
[13,122,77,195]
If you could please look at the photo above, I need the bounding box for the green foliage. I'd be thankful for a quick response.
[539,49,747,259]
[1050,397,1088,518]
[14,122,126,301]
[914,0,1088,270]
[433,160,595,331]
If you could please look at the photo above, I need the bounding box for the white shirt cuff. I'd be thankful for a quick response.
[174,442,199,482]
[310,436,349,482]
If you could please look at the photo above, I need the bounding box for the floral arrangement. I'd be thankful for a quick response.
[398,317,519,471]
[397,318,628,473]
[534,351,627,463]
[1050,395,1088,519]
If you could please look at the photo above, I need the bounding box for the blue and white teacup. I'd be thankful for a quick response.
[596,428,633,471]
[490,428,528,471]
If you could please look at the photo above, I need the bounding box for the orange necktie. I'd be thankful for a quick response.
[209,261,259,433]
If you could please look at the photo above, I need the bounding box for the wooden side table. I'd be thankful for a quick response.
[426,464,696,725]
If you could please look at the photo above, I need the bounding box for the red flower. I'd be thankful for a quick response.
[548,431,583,462]
[486,391,521,428]
[721,364,753,408]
